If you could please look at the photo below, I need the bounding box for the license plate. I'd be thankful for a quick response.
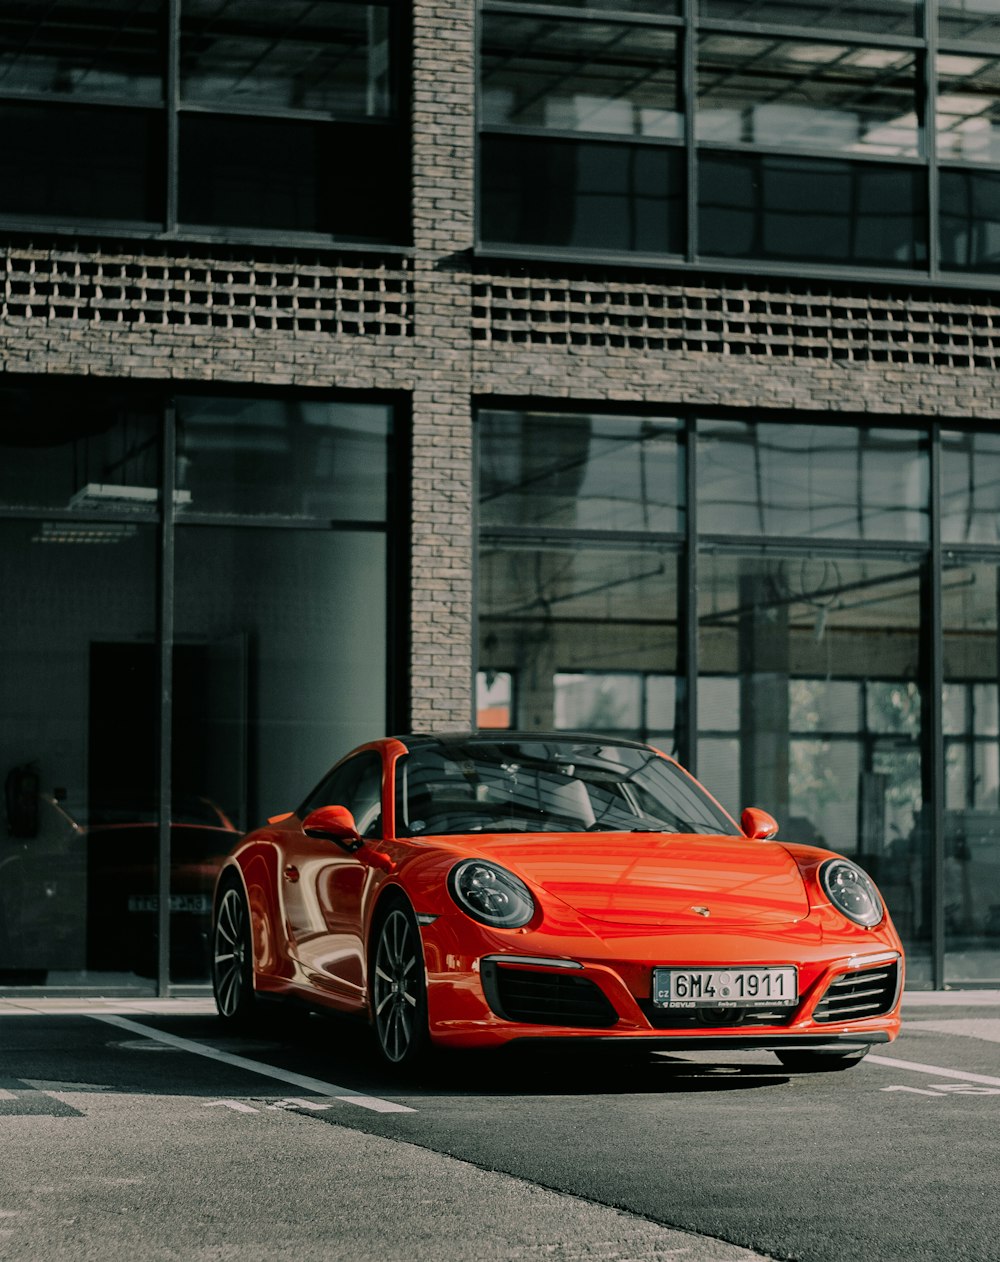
[127,894,212,914]
[653,967,797,1009]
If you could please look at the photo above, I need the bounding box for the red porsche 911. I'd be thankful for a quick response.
[211,733,903,1072]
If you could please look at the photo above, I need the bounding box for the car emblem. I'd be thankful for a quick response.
[691,906,711,917]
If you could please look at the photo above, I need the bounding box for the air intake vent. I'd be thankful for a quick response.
[813,961,899,1023]
[483,964,618,1029]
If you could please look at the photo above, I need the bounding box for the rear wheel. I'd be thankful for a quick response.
[212,881,256,1027]
[775,1047,869,1073]
[371,902,429,1070]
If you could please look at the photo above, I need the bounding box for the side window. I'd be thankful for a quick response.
[297,752,383,839]
[350,755,383,839]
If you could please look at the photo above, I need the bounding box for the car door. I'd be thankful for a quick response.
[282,751,384,1007]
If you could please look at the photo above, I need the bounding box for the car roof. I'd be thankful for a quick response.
[390,731,657,754]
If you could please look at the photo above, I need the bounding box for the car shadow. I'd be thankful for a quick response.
[233,1008,795,1098]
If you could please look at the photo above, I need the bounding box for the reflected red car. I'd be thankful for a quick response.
[212,733,903,1071]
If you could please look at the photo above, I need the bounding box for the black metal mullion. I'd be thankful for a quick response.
[166,0,179,234]
[682,414,699,772]
[156,402,177,997]
[926,0,940,281]
[684,0,697,263]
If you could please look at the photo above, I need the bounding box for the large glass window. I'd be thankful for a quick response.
[0,382,161,989]
[479,0,1000,279]
[699,152,927,265]
[698,549,928,973]
[0,0,407,243]
[700,0,921,35]
[177,0,404,239]
[482,16,680,137]
[941,429,1000,543]
[479,410,682,532]
[480,10,685,254]
[479,541,680,745]
[177,396,391,519]
[940,167,1000,271]
[0,379,396,992]
[943,561,1000,983]
[697,37,919,156]
[697,419,929,541]
[477,406,1000,986]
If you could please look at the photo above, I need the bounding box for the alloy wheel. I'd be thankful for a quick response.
[372,908,424,1064]
[213,887,249,1019]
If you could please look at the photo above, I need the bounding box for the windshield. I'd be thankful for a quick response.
[395,738,737,838]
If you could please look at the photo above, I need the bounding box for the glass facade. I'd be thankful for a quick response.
[0,0,408,243]
[0,379,396,993]
[478,406,1000,987]
[478,0,1000,278]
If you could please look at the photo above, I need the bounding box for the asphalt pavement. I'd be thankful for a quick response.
[1,991,998,1262]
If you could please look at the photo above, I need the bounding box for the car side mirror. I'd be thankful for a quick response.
[303,804,362,852]
[741,807,779,841]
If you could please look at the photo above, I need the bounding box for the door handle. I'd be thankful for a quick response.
[283,865,300,883]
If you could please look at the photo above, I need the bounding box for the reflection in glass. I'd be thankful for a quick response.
[181,0,393,117]
[479,542,678,741]
[0,382,160,512]
[943,562,1000,982]
[698,550,928,971]
[700,0,921,36]
[939,0,1000,42]
[697,419,928,541]
[482,135,684,252]
[699,151,926,266]
[937,54,1000,165]
[0,0,163,104]
[482,16,680,138]
[0,518,158,991]
[173,526,387,978]
[477,670,514,729]
[479,410,682,532]
[177,395,391,519]
[940,167,1000,272]
[941,430,1000,543]
[697,37,918,157]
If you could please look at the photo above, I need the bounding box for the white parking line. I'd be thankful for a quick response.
[92,1014,416,1114]
[868,1054,1000,1088]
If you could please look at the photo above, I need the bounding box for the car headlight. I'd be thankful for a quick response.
[820,858,884,928]
[448,860,535,928]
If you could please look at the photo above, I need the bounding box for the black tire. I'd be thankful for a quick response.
[212,879,256,1028]
[370,899,430,1071]
[775,1047,870,1073]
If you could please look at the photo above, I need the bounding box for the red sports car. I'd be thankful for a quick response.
[212,733,903,1071]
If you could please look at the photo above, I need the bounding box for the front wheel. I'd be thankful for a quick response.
[212,882,256,1027]
[775,1047,869,1073]
[371,903,429,1070]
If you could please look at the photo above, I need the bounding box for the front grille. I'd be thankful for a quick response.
[484,965,619,1029]
[813,961,899,1023]
[638,1002,796,1030]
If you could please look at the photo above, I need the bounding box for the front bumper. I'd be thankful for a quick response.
[420,919,903,1050]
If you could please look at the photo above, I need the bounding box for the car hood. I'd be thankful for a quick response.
[468,833,810,927]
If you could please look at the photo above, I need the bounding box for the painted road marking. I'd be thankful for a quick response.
[92,1014,415,1114]
[868,1053,1000,1088]
[882,1083,1000,1097]
[201,1097,341,1115]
